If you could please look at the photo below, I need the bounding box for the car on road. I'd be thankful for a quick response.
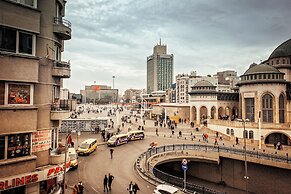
[68,147,78,169]
[153,184,183,194]
[77,139,97,155]
[107,133,129,146]
[128,131,145,141]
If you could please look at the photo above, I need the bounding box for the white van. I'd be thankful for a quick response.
[128,131,145,141]
[68,147,78,169]
[107,133,129,146]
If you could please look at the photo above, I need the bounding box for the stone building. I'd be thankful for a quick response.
[192,39,291,146]
[0,0,71,193]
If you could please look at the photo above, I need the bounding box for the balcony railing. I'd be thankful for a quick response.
[51,102,69,111]
[54,17,71,28]
[54,60,70,68]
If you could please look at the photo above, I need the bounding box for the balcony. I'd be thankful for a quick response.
[50,101,70,120]
[53,17,71,40]
[52,60,71,78]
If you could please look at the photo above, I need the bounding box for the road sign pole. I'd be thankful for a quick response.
[184,169,186,191]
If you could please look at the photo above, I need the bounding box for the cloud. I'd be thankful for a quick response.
[62,0,291,94]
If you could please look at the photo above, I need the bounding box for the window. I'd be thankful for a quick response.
[231,129,234,136]
[245,98,255,122]
[0,26,35,55]
[0,136,5,160]
[276,60,279,64]
[0,133,31,160]
[249,131,254,139]
[0,26,16,52]
[9,0,36,7]
[283,59,285,64]
[279,94,285,123]
[226,128,230,135]
[243,130,248,138]
[19,32,33,54]
[262,94,273,123]
[6,83,33,105]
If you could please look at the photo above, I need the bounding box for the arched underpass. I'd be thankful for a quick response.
[154,157,291,194]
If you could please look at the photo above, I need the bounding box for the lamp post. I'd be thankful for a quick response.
[112,76,116,89]
[237,118,249,194]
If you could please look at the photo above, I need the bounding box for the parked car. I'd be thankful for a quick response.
[153,184,183,194]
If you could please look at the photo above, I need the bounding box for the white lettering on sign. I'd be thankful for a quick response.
[244,92,255,98]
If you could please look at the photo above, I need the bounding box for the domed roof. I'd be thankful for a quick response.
[269,39,291,59]
[194,80,214,87]
[244,63,281,75]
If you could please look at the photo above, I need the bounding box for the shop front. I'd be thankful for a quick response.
[0,160,70,194]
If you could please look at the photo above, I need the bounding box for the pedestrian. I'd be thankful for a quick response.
[133,182,140,194]
[143,120,145,125]
[103,175,109,192]
[141,126,144,130]
[216,131,219,138]
[179,131,182,138]
[73,183,79,194]
[155,128,159,136]
[78,181,84,194]
[214,137,218,145]
[127,181,134,194]
[236,137,239,145]
[108,173,114,190]
[219,134,222,141]
[110,148,114,159]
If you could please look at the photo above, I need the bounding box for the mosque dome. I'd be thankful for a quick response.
[269,39,291,59]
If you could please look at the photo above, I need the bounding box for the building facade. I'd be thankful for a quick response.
[82,85,118,104]
[176,73,190,103]
[0,0,71,193]
[147,42,174,93]
[189,39,291,146]
[123,88,144,103]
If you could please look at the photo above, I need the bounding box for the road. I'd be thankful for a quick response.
[63,105,290,194]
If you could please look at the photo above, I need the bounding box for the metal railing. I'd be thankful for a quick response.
[54,60,71,68]
[54,17,72,28]
[136,144,291,194]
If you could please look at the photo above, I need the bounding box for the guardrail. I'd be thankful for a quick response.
[135,144,291,194]
[54,17,72,28]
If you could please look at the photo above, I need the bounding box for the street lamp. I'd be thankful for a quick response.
[112,76,116,89]
[237,118,249,194]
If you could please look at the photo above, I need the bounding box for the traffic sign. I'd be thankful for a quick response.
[181,164,188,171]
[182,159,188,165]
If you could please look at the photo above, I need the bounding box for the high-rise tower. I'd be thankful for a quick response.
[147,41,174,93]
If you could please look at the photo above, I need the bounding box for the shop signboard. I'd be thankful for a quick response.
[32,130,51,152]
[0,160,70,191]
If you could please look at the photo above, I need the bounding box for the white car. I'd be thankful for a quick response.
[153,184,183,194]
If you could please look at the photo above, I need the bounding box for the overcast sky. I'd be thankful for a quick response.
[62,0,291,94]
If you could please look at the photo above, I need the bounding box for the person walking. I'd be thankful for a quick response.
[236,137,239,145]
[103,175,109,192]
[73,183,79,194]
[155,128,159,136]
[110,148,114,159]
[108,173,114,191]
[133,182,140,194]
[127,181,134,194]
[214,137,218,145]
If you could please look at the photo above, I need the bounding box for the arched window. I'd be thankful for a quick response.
[279,94,285,123]
[226,128,230,135]
[249,131,254,139]
[231,129,234,136]
[243,130,248,138]
[262,94,273,123]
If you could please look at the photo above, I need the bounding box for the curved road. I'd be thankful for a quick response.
[64,106,290,194]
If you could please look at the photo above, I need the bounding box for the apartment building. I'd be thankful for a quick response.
[0,0,71,193]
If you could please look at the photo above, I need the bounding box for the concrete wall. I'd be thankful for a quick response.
[157,157,291,194]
